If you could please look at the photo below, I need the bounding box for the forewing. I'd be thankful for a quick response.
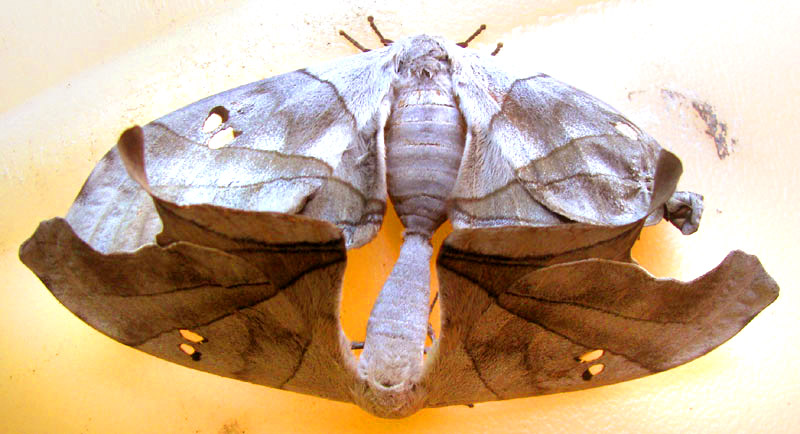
[450,55,675,228]
[66,48,396,253]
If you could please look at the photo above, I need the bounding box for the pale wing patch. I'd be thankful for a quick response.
[207,127,237,149]
[583,363,605,380]
[178,343,201,361]
[202,113,224,133]
[577,349,605,363]
[614,121,639,140]
[179,329,207,343]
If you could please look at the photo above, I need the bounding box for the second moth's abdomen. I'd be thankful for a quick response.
[385,86,466,237]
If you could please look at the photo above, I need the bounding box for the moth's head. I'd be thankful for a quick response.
[395,35,451,81]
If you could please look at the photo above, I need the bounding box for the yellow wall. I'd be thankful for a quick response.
[2,1,798,432]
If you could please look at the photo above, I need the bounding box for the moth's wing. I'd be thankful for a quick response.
[449,54,700,229]
[66,48,396,253]
[19,48,400,401]
[421,228,779,407]
[422,116,777,408]
[19,132,361,402]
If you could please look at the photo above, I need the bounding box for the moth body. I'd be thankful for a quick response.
[385,38,466,238]
[359,36,465,417]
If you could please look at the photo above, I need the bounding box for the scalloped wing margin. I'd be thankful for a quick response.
[423,230,779,407]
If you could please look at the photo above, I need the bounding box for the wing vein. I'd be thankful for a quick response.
[502,292,690,326]
[438,264,656,372]
[439,224,638,265]
[129,258,344,347]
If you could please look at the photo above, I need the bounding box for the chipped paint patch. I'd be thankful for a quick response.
[627,88,737,160]
[659,89,734,159]
[690,99,733,159]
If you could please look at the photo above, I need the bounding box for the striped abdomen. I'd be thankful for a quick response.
[385,83,466,237]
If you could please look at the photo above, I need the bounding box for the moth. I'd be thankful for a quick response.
[20,18,778,418]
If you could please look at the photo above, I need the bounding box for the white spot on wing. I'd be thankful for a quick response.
[202,113,224,133]
[588,363,605,376]
[614,121,638,140]
[179,329,206,343]
[207,127,236,149]
[578,349,604,363]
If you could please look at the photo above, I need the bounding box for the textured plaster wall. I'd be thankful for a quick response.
[1,0,798,433]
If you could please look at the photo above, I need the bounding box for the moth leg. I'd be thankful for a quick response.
[429,291,439,312]
[339,30,371,52]
[421,292,439,354]
[427,291,438,342]
[664,190,704,235]
[340,16,394,52]
[490,42,503,56]
[455,24,503,56]
[427,323,436,342]
[350,341,364,350]
[456,24,487,47]
[367,16,394,46]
